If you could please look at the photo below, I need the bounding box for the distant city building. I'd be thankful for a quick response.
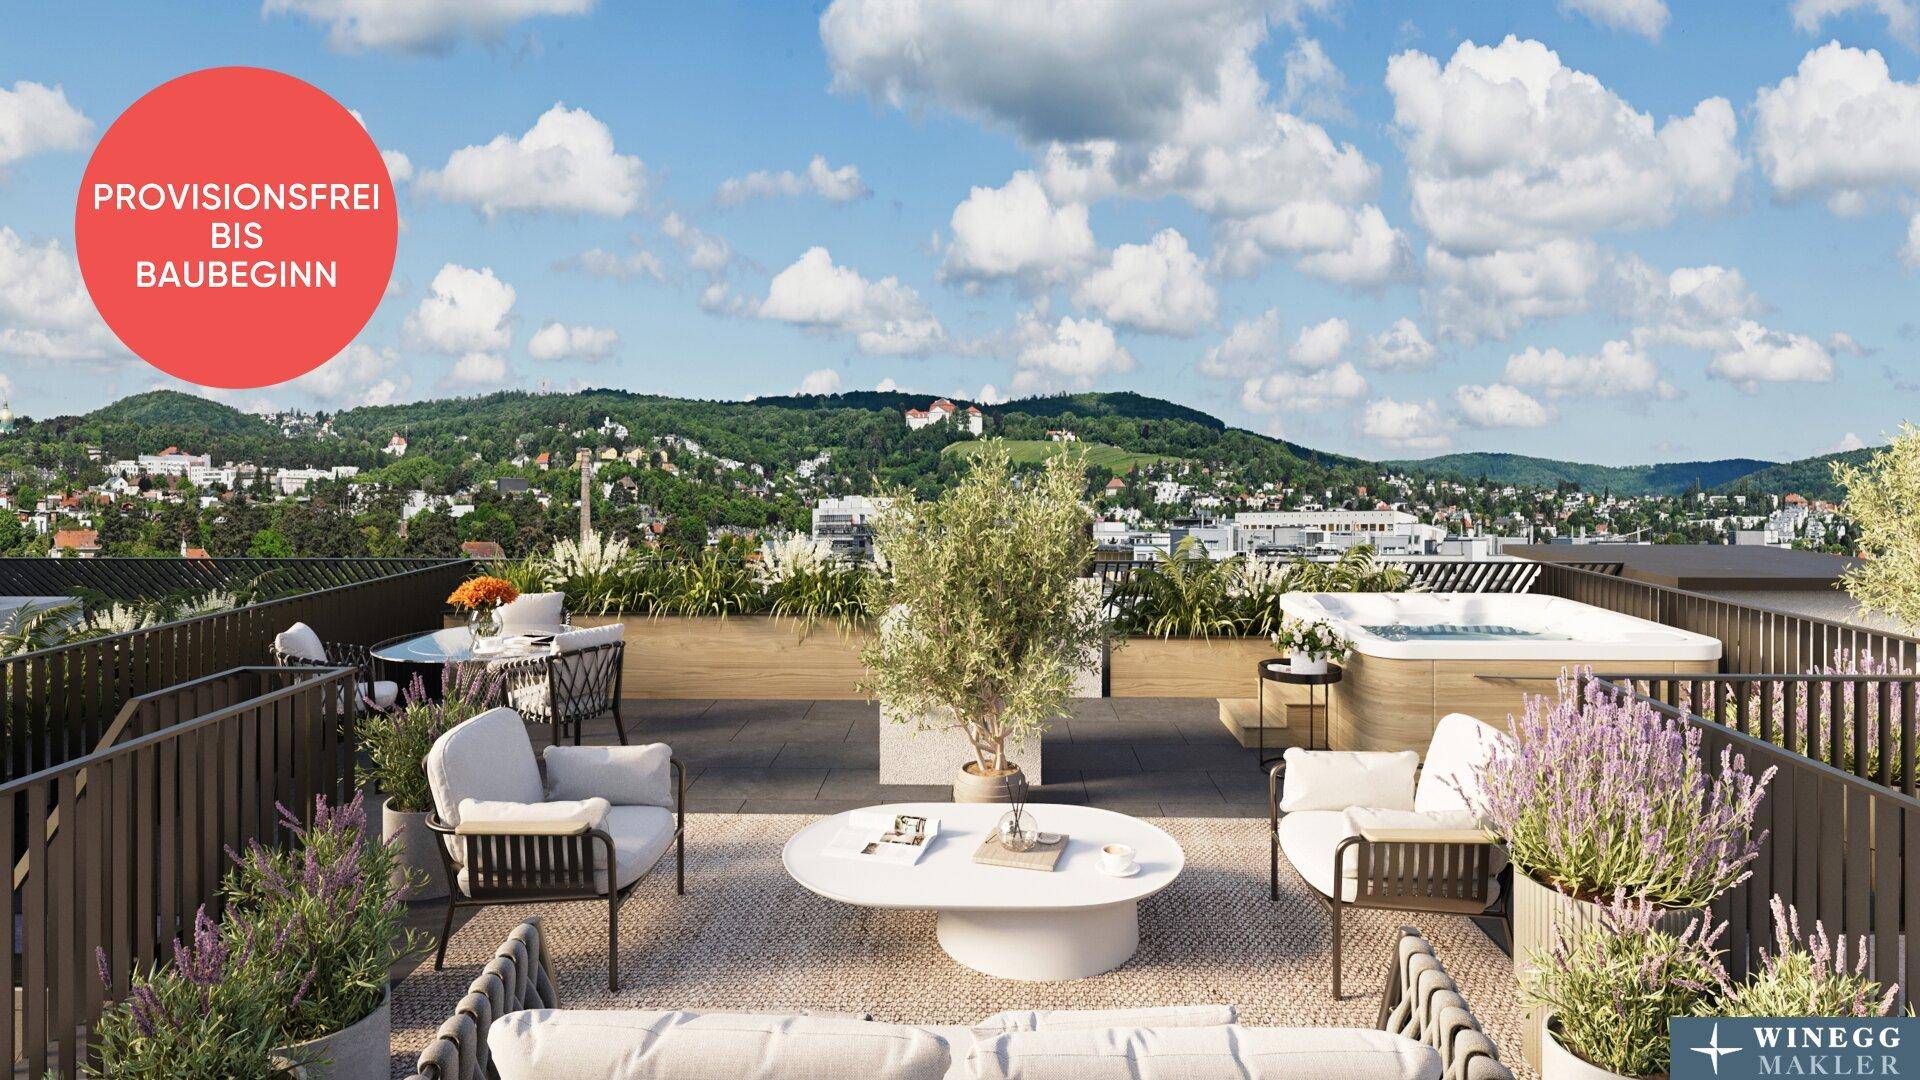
[811,495,888,560]
[461,540,506,560]
[50,529,99,558]
[904,399,984,436]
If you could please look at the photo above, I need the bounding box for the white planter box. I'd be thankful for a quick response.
[879,706,1043,785]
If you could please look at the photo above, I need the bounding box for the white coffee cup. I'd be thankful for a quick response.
[1099,843,1136,874]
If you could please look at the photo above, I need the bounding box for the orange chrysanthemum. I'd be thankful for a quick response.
[447,575,520,610]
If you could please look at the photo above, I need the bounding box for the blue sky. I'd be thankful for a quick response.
[3,0,1920,465]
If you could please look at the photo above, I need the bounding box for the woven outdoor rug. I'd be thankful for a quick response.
[388,813,1532,1078]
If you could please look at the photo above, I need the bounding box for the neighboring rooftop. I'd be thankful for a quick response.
[1508,543,1856,591]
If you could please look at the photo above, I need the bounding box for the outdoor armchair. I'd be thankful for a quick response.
[271,620,400,709]
[1270,712,1514,998]
[424,706,684,991]
[490,623,628,746]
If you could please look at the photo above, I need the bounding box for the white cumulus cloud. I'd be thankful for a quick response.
[1453,383,1555,428]
[553,243,668,283]
[1071,229,1217,336]
[1560,0,1670,39]
[1708,321,1837,390]
[1387,36,1739,255]
[1199,308,1283,379]
[1424,239,1606,344]
[0,81,93,167]
[940,171,1097,288]
[1790,0,1918,47]
[758,246,945,356]
[288,342,412,407]
[716,155,870,206]
[1358,398,1453,450]
[443,351,510,389]
[527,321,618,361]
[403,264,515,355]
[1504,339,1677,399]
[1013,315,1136,392]
[0,228,123,363]
[261,0,594,53]
[1240,361,1367,414]
[797,368,843,395]
[1364,318,1438,371]
[419,104,646,218]
[1754,43,1920,223]
[1287,317,1350,369]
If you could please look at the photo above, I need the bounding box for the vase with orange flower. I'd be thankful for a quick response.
[447,575,520,644]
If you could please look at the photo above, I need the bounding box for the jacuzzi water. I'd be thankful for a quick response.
[1360,623,1573,642]
[1279,591,1722,661]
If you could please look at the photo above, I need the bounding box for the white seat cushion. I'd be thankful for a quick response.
[598,805,676,892]
[1281,809,1505,906]
[454,797,610,835]
[965,1026,1440,1080]
[360,680,399,710]
[1278,749,1418,813]
[1413,713,1513,815]
[498,592,568,634]
[274,622,327,663]
[552,622,624,653]
[488,1009,952,1080]
[545,744,674,808]
[973,1006,1236,1033]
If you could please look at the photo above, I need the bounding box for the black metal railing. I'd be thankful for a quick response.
[0,556,458,602]
[1590,674,1920,1010]
[6,666,357,1079]
[0,559,468,780]
[1537,562,1920,675]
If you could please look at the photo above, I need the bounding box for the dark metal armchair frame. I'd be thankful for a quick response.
[270,637,391,706]
[490,639,629,747]
[1270,759,1512,998]
[426,756,683,991]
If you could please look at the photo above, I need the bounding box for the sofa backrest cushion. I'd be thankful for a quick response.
[274,622,327,663]
[499,592,567,634]
[551,622,623,654]
[427,707,544,829]
[1414,713,1514,815]
[488,1010,951,1080]
[1279,749,1418,813]
[965,1026,1440,1080]
[544,743,673,808]
[972,1005,1236,1033]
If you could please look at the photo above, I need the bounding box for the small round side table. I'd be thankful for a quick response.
[1255,660,1343,770]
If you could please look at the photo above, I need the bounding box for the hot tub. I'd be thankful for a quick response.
[1278,592,1721,752]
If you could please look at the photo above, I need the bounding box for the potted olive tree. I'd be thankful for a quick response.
[863,442,1105,803]
[1472,672,1775,1067]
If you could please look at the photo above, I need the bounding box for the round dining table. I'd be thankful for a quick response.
[372,625,568,696]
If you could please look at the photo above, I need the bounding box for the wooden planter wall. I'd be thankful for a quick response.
[572,615,873,699]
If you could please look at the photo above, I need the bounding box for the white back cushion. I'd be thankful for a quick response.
[275,622,327,663]
[488,1010,951,1080]
[552,622,623,654]
[1279,749,1418,813]
[967,1026,1440,1080]
[544,743,673,807]
[1414,713,1514,815]
[426,707,544,828]
[499,591,568,633]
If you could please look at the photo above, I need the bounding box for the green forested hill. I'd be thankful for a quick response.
[1390,451,1777,496]
[1712,448,1872,501]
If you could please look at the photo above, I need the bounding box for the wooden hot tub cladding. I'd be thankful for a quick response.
[1327,652,1719,752]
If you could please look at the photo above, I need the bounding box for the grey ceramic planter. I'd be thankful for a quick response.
[273,986,390,1080]
[383,798,448,901]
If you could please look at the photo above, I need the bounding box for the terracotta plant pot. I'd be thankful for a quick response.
[954,762,1025,803]
[1514,872,1698,1068]
[383,797,447,902]
[1542,1017,1651,1079]
[271,986,390,1080]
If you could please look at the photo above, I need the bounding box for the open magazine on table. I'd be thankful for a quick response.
[821,811,940,866]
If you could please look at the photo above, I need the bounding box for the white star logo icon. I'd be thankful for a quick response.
[1692,1022,1743,1075]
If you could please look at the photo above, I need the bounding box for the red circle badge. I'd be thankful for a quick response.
[75,67,398,389]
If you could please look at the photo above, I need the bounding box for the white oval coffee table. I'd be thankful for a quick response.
[782,802,1183,982]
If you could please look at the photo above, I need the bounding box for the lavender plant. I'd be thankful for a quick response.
[1521,894,1726,1077]
[88,907,290,1078]
[1474,672,1775,908]
[1719,896,1899,1017]
[361,665,499,813]
[223,792,424,1047]
[1689,649,1912,784]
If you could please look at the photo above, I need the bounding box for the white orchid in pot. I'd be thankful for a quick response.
[861,442,1105,803]
[1270,616,1347,675]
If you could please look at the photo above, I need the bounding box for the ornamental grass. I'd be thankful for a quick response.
[1474,671,1775,908]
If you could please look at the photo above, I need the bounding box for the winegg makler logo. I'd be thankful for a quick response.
[1670,1018,1919,1078]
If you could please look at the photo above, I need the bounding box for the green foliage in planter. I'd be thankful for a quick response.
[1522,897,1724,1078]
[360,665,500,814]
[760,535,871,627]
[1836,424,1920,630]
[861,442,1106,772]
[1111,542,1411,639]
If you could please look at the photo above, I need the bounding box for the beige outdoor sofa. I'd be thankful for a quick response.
[405,917,1515,1080]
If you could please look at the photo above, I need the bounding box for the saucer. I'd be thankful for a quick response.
[1097,862,1140,878]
